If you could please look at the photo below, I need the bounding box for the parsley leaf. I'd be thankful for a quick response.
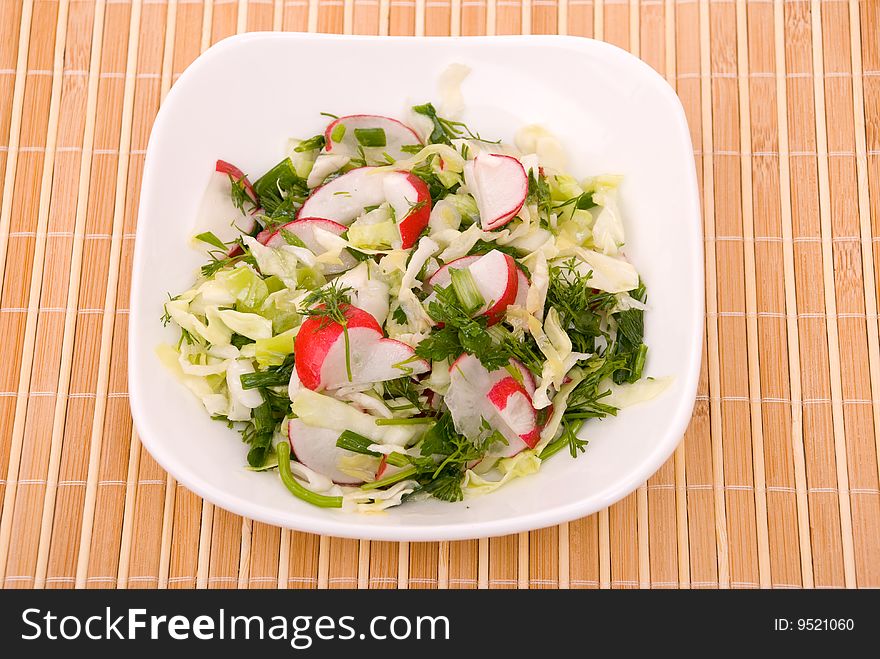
[391,306,408,325]
[416,284,509,371]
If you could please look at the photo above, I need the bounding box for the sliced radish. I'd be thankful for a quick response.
[298,167,385,225]
[196,170,260,257]
[487,377,541,449]
[446,354,544,459]
[260,217,358,274]
[509,358,536,395]
[288,419,369,485]
[384,171,431,249]
[294,304,430,390]
[298,168,430,249]
[216,159,258,206]
[424,250,518,325]
[425,255,481,292]
[375,454,388,480]
[464,153,528,230]
[295,304,382,390]
[324,114,422,165]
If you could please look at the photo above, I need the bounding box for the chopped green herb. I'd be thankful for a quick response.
[412,102,500,145]
[330,123,347,143]
[416,284,509,371]
[229,176,258,214]
[252,157,309,215]
[391,306,408,325]
[354,127,387,148]
[294,134,326,152]
[194,231,227,251]
[279,228,307,248]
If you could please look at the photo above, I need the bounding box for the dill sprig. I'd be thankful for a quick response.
[553,189,598,213]
[301,282,355,381]
[412,102,500,146]
[300,282,354,327]
[199,238,256,278]
[527,169,554,228]
[229,176,258,214]
[539,419,588,460]
[547,258,617,353]
[562,354,625,422]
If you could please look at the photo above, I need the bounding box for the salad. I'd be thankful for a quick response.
[160,93,664,511]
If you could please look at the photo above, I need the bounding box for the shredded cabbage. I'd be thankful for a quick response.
[514,124,568,172]
[291,389,418,447]
[602,377,672,409]
[563,247,640,294]
[528,309,590,409]
[463,451,542,497]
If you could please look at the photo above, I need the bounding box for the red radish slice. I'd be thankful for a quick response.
[216,159,258,206]
[324,114,422,164]
[468,251,518,322]
[294,304,430,391]
[288,419,367,485]
[384,171,431,249]
[487,377,541,449]
[425,255,481,292]
[424,250,518,325]
[261,217,357,274]
[197,169,260,257]
[509,358,536,395]
[446,354,543,459]
[298,167,385,225]
[298,168,430,249]
[320,332,428,390]
[375,454,388,480]
[464,153,528,230]
[295,305,382,390]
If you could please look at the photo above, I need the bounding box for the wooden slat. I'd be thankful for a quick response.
[0,0,71,588]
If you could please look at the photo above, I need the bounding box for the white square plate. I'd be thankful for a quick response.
[130,33,703,541]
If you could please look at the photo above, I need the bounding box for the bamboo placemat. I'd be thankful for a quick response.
[0,0,877,590]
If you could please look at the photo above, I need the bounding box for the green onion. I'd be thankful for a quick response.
[335,430,376,455]
[361,465,418,491]
[449,267,485,314]
[538,436,567,460]
[539,420,586,460]
[294,134,325,152]
[280,228,307,248]
[629,344,648,383]
[374,417,435,426]
[276,442,343,508]
[330,123,347,143]
[354,127,387,148]
[343,324,352,382]
[335,430,409,467]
